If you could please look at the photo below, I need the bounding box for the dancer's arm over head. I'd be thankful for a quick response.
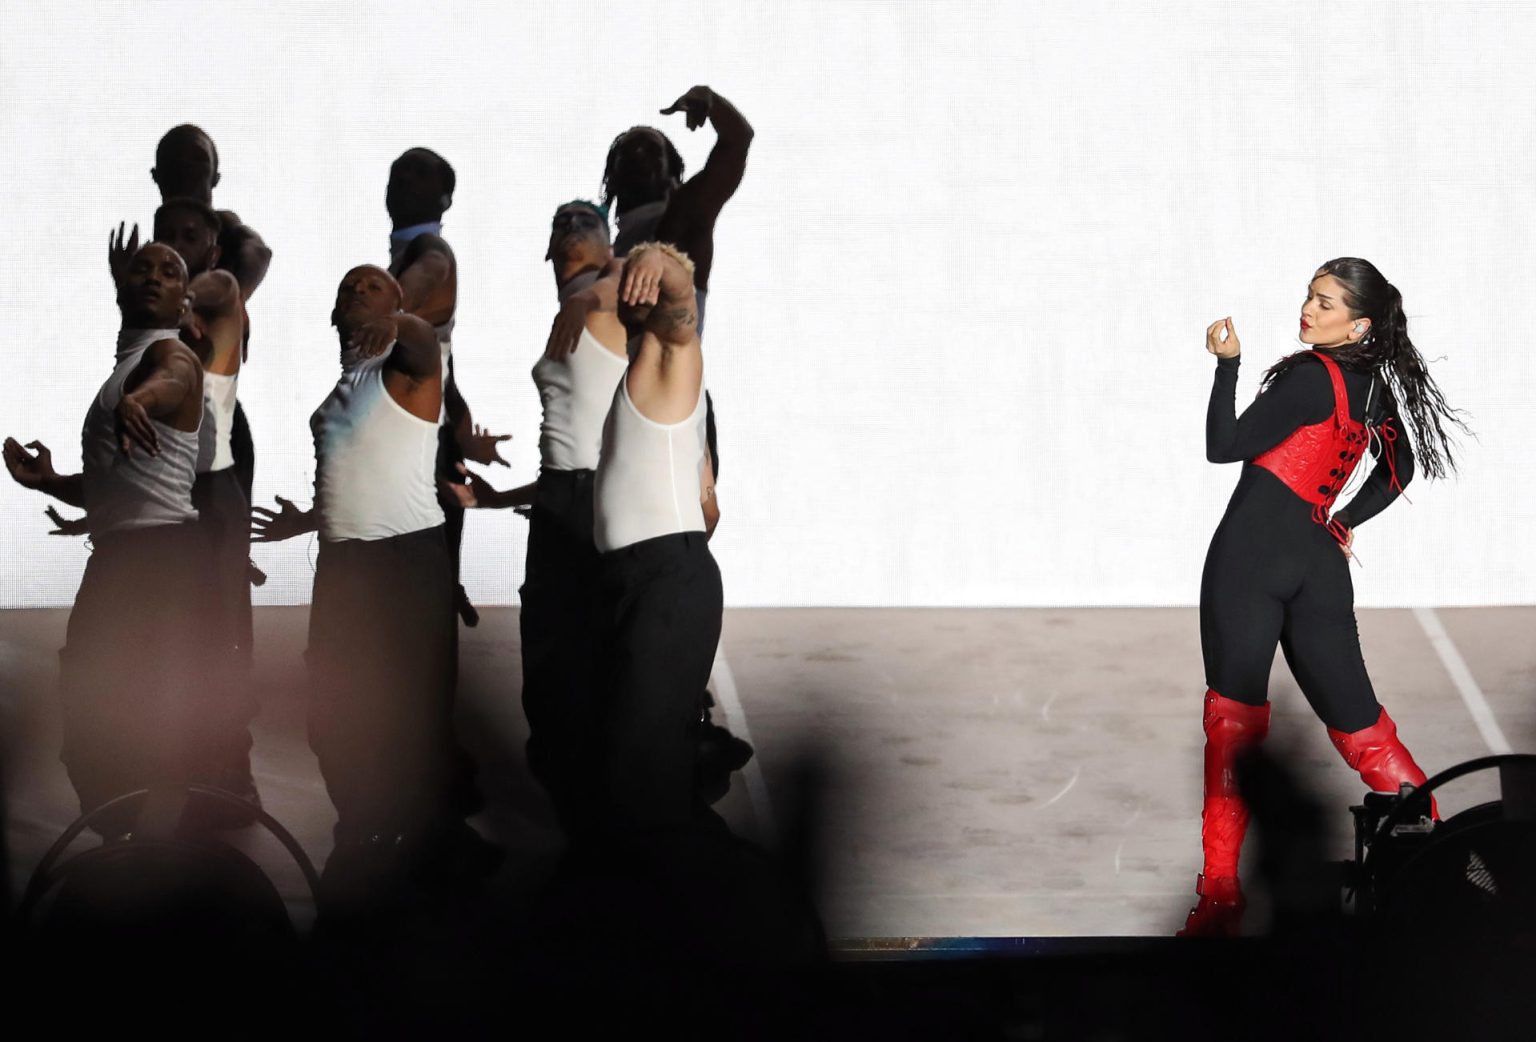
[656,86,754,290]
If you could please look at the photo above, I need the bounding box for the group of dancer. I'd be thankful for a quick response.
[0,97,1475,936]
[3,84,757,901]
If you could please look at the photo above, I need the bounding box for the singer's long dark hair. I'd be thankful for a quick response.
[1263,257,1469,479]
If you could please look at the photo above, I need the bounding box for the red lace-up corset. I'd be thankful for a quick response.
[1251,353,1397,544]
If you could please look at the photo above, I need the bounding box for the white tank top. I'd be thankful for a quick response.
[532,327,629,472]
[435,314,455,422]
[310,348,445,542]
[198,370,239,474]
[593,368,709,552]
[82,329,201,538]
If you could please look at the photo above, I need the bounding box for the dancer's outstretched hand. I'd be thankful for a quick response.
[622,249,666,307]
[662,86,713,130]
[546,294,592,361]
[115,394,160,456]
[251,495,312,542]
[1205,317,1240,359]
[440,463,497,509]
[349,316,398,359]
[461,424,511,466]
[109,221,140,288]
[4,438,57,489]
[45,505,88,536]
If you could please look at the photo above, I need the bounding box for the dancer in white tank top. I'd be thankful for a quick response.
[445,199,631,834]
[252,264,493,899]
[386,147,510,629]
[3,243,221,834]
[601,84,750,603]
[587,242,725,833]
[25,204,267,823]
[152,201,266,818]
[176,260,264,817]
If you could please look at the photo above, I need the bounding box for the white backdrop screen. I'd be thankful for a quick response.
[1,1,1532,607]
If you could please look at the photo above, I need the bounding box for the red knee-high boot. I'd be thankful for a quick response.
[1327,706,1439,820]
[1179,690,1271,938]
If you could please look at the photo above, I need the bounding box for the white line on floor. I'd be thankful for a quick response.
[710,645,779,845]
[1041,767,1081,808]
[1412,606,1512,755]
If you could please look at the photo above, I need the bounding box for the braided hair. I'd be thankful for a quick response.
[601,127,684,210]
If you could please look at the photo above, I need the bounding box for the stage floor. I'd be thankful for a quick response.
[3,605,1531,938]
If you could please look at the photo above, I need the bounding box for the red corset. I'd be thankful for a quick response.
[1251,352,1392,543]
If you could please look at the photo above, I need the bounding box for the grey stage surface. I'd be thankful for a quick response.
[3,606,1531,938]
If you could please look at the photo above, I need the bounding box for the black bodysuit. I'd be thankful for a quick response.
[1201,352,1415,732]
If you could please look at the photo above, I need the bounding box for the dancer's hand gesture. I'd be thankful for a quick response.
[251,495,313,542]
[440,463,496,509]
[350,316,398,359]
[1339,527,1355,559]
[1205,317,1240,359]
[115,393,160,456]
[45,506,89,536]
[461,424,511,466]
[662,86,714,130]
[546,294,592,361]
[622,249,667,307]
[109,222,140,288]
[4,438,58,489]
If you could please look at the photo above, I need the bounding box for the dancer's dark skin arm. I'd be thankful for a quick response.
[396,234,456,325]
[440,467,537,510]
[359,313,444,423]
[376,313,441,378]
[185,269,245,375]
[117,340,204,454]
[3,439,85,507]
[398,235,509,465]
[216,211,272,300]
[655,86,754,291]
[251,495,317,542]
[546,272,622,360]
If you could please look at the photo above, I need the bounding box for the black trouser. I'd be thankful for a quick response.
[230,399,255,507]
[596,532,723,832]
[306,526,474,837]
[1200,466,1382,733]
[519,468,603,829]
[190,468,260,793]
[435,424,466,596]
[59,522,241,828]
[192,468,254,665]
